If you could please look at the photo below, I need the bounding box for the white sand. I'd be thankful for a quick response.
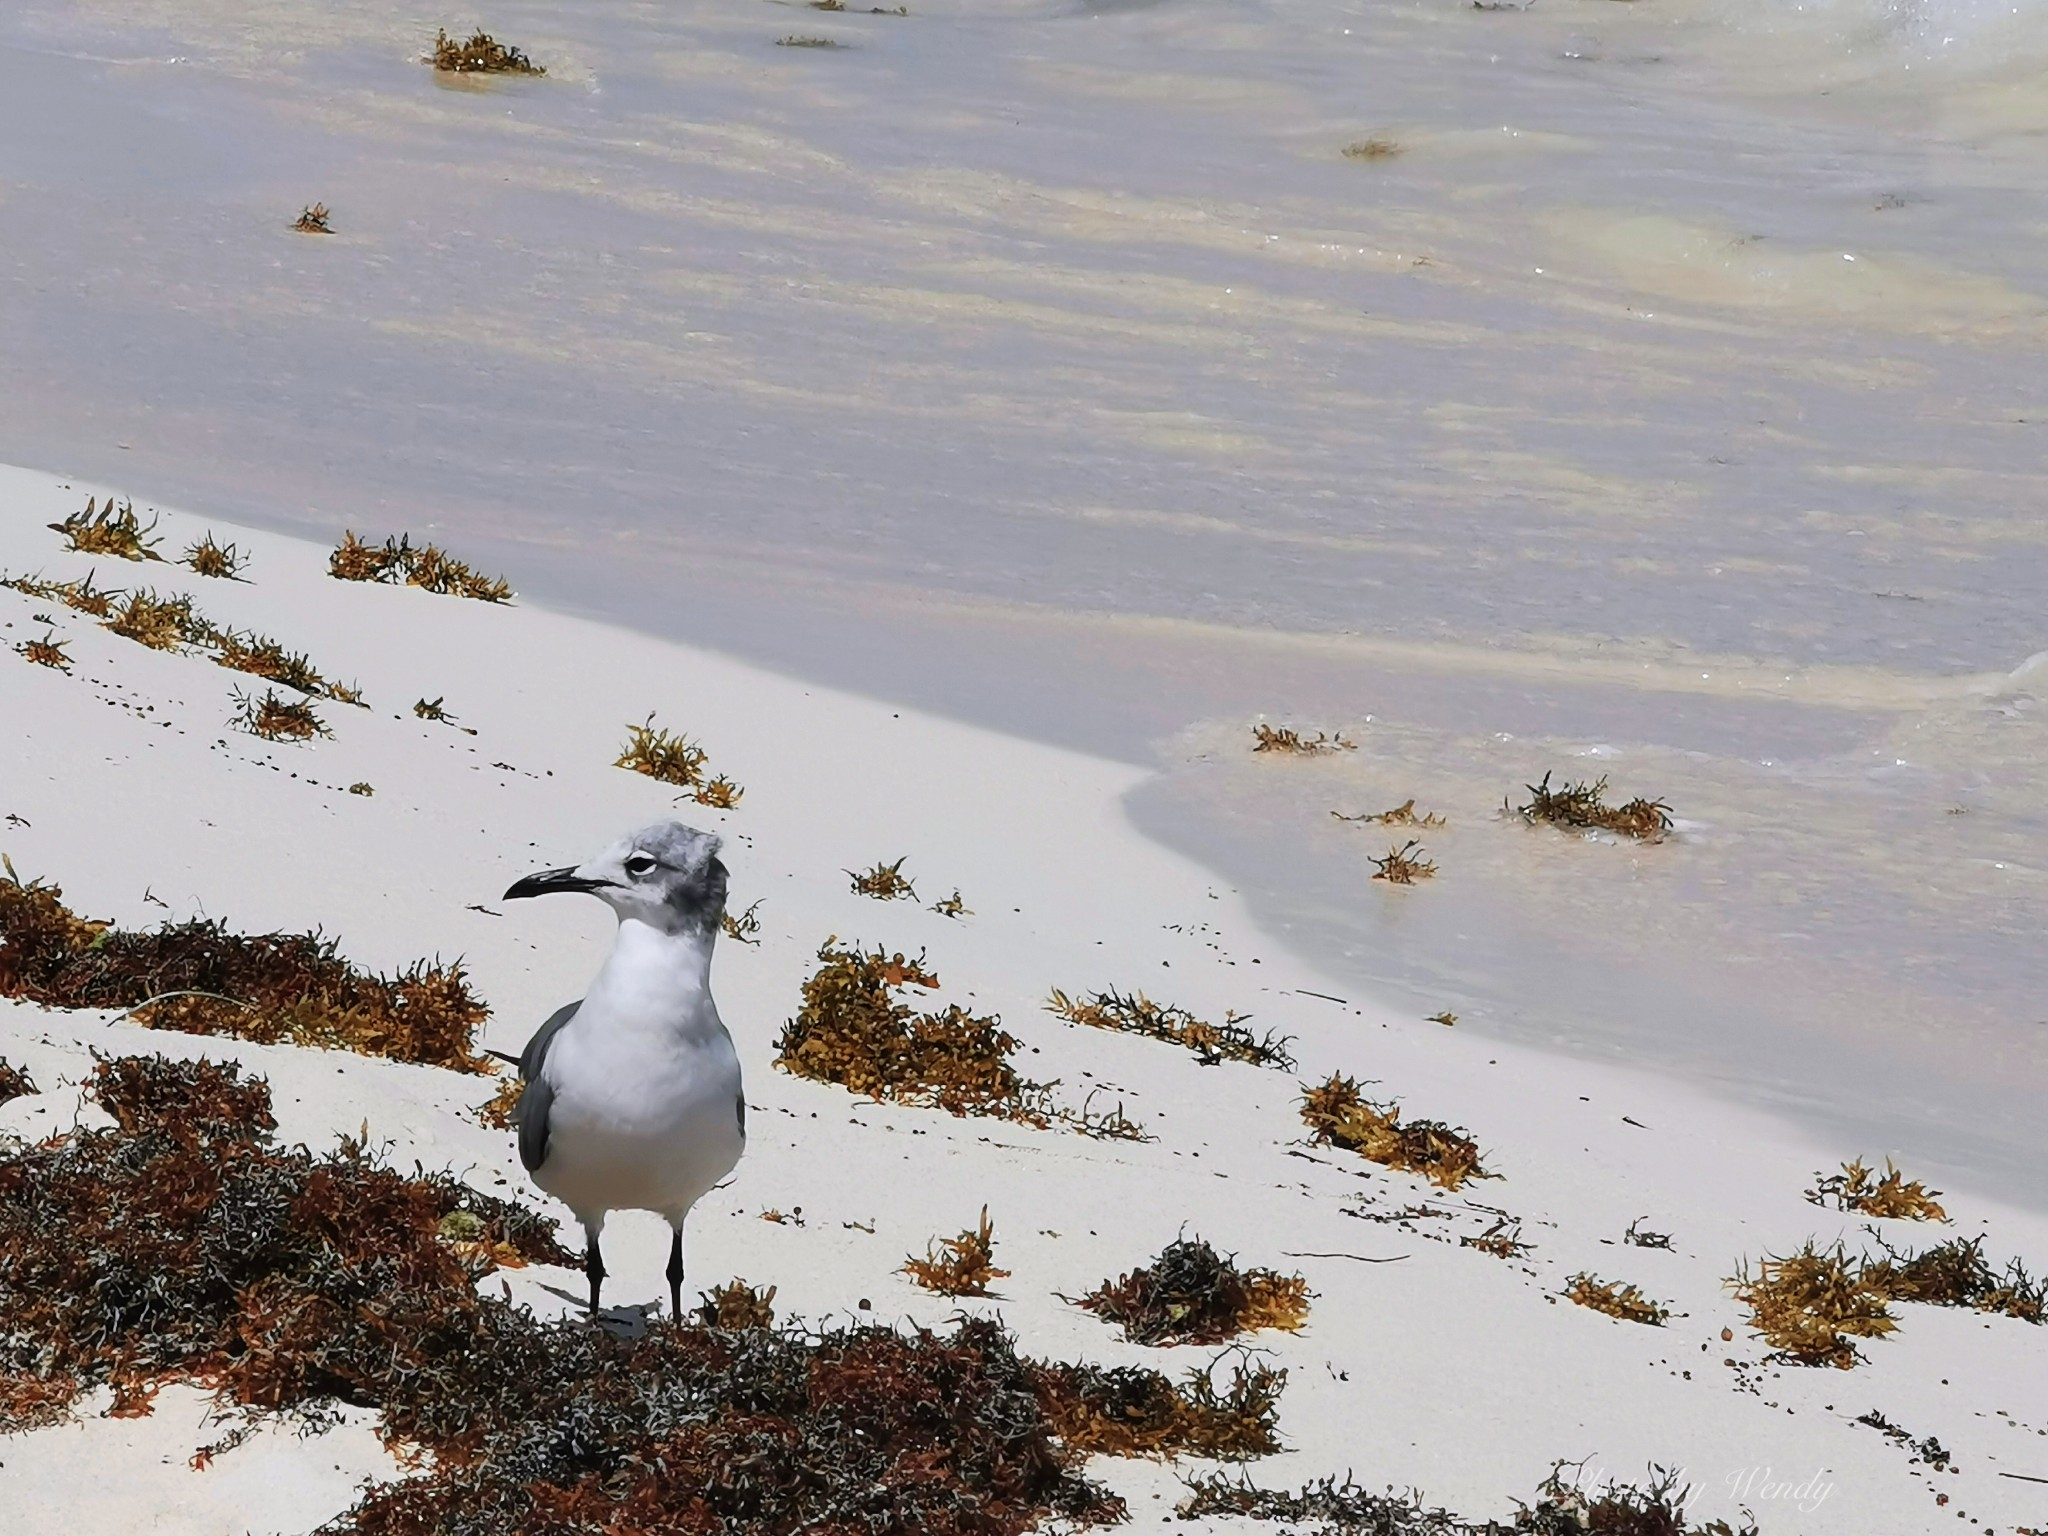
[2,463,2044,1533]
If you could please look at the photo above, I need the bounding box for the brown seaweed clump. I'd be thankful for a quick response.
[1046,987,1293,1070]
[0,1054,569,1433]
[613,716,742,807]
[1862,1233,2045,1323]
[14,633,69,670]
[1563,1273,1669,1326]
[0,1057,35,1107]
[1510,772,1672,842]
[720,899,763,945]
[775,941,1032,1117]
[1073,1238,1309,1346]
[1181,1462,1758,1535]
[472,1072,524,1129]
[1806,1158,1948,1223]
[0,865,491,1072]
[849,857,916,901]
[1333,799,1444,828]
[182,532,247,579]
[695,1279,778,1330]
[1036,1354,1285,1462]
[903,1206,1009,1297]
[1727,1242,1898,1368]
[328,531,512,602]
[232,685,330,742]
[0,1058,1189,1532]
[429,27,545,74]
[292,203,333,234]
[1371,840,1436,885]
[1251,723,1354,755]
[1299,1074,1490,1190]
[49,496,162,561]
[930,889,971,918]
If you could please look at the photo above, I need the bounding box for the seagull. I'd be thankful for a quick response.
[502,821,745,1319]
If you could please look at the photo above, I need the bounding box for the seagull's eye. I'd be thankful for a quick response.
[624,854,657,878]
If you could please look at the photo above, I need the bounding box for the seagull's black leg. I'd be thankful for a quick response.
[666,1226,686,1322]
[585,1229,607,1314]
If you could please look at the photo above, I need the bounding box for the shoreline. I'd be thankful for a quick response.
[5,464,2047,1533]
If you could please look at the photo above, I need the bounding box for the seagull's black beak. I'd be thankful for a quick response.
[503,866,612,901]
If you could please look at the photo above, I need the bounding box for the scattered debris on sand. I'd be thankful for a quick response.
[1073,1237,1309,1345]
[930,888,971,918]
[291,203,333,234]
[1300,1074,1491,1190]
[1046,987,1293,1069]
[1342,137,1404,160]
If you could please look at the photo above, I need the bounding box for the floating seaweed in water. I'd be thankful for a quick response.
[1299,1074,1490,1190]
[1510,772,1672,842]
[1251,723,1354,755]
[49,496,162,561]
[903,1207,1009,1297]
[1072,1237,1308,1346]
[1807,1158,1948,1223]
[1046,987,1292,1069]
[1371,840,1436,885]
[1333,799,1445,828]
[428,27,545,74]
[0,864,491,1071]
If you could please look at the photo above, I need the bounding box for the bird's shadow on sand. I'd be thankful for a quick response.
[534,1282,664,1337]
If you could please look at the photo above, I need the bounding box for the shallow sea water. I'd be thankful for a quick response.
[1,0,2043,1198]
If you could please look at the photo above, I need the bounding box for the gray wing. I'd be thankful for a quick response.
[512,1001,578,1174]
